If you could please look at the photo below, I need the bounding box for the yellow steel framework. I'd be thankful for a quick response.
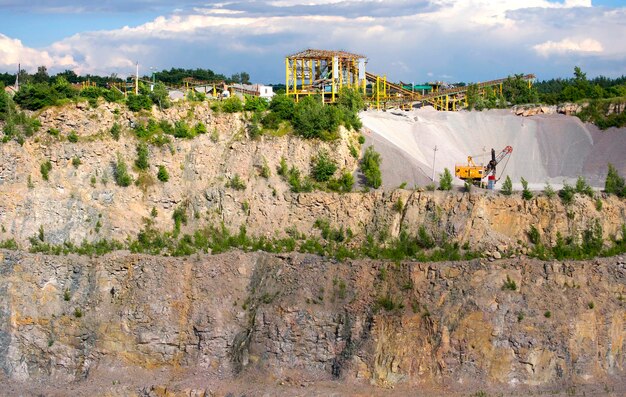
[285,49,535,111]
[286,49,367,103]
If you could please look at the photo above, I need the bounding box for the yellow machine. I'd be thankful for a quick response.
[455,146,513,189]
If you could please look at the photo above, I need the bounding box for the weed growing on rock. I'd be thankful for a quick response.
[226,174,246,190]
[259,159,270,179]
[72,156,81,168]
[40,160,52,181]
[502,275,517,291]
[544,311,552,318]
[27,175,34,189]
[595,198,603,211]
[74,308,83,318]
[605,163,625,197]
[587,301,595,309]
[64,289,70,301]
[67,130,78,143]
[393,198,404,213]
[528,225,541,245]
[575,176,594,197]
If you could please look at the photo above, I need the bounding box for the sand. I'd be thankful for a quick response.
[360,108,626,189]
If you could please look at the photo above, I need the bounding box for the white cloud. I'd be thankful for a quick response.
[533,38,604,56]
[0,0,623,81]
[0,34,75,70]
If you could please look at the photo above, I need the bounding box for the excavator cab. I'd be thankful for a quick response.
[455,146,513,188]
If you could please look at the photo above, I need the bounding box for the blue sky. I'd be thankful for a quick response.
[0,0,625,84]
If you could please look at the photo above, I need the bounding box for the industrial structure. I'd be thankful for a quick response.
[455,146,513,189]
[285,48,535,111]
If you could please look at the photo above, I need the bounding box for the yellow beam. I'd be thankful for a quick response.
[285,58,289,95]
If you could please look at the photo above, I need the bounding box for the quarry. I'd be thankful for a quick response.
[0,53,625,396]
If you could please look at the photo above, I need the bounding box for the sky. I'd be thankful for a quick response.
[0,0,625,84]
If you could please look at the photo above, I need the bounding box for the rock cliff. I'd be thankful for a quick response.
[0,250,624,396]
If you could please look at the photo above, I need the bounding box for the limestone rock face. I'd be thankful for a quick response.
[0,250,624,395]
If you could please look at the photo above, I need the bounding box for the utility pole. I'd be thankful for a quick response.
[431,145,438,182]
[135,61,139,95]
[15,63,20,91]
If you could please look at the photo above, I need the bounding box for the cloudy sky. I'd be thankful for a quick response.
[0,0,625,84]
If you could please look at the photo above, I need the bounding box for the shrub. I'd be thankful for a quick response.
[464,180,472,193]
[312,150,338,182]
[126,94,152,112]
[544,311,551,318]
[135,143,149,170]
[110,122,121,140]
[40,160,52,181]
[575,176,594,197]
[277,157,288,177]
[114,155,132,187]
[157,165,169,182]
[501,176,513,195]
[222,96,243,113]
[227,174,246,190]
[358,135,365,144]
[528,225,541,244]
[287,166,313,193]
[439,168,453,191]
[544,182,556,198]
[293,96,342,140]
[327,170,354,193]
[172,206,188,236]
[393,198,404,213]
[173,121,194,139]
[361,146,382,189]
[194,122,207,135]
[268,94,296,121]
[595,198,603,211]
[67,130,78,143]
[72,156,81,168]
[259,160,270,179]
[425,183,436,191]
[247,122,262,140]
[605,163,625,197]
[244,96,268,112]
[521,177,533,200]
[559,182,575,205]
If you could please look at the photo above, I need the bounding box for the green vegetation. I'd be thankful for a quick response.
[521,177,532,200]
[528,225,541,245]
[135,143,150,170]
[172,205,188,237]
[110,122,121,140]
[438,168,453,191]
[67,130,78,143]
[222,96,243,113]
[575,176,594,197]
[114,155,132,187]
[501,176,513,195]
[259,159,270,179]
[544,182,556,198]
[501,275,517,291]
[157,165,169,182]
[393,198,404,213]
[126,94,152,112]
[361,146,382,189]
[559,182,575,205]
[544,311,551,318]
[311,150,338,182]
[605,163,626,197]
[72,156,81,168]
[227,174,246,190]
[40,160,52,181]
[529,222,626,261]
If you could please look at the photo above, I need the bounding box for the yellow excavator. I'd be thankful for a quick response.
[455,146,513,189]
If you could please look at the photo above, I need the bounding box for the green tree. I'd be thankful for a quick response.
[605,163,625,197]
[361,146,382,189]
[126,94,152,112]
[149,82,171,109]
[439,168,453,191]
[501,176,513,195]
[269,94,296,121]
[521,177,533,200]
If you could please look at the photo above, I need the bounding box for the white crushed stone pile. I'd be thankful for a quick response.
[360,108,626,189]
